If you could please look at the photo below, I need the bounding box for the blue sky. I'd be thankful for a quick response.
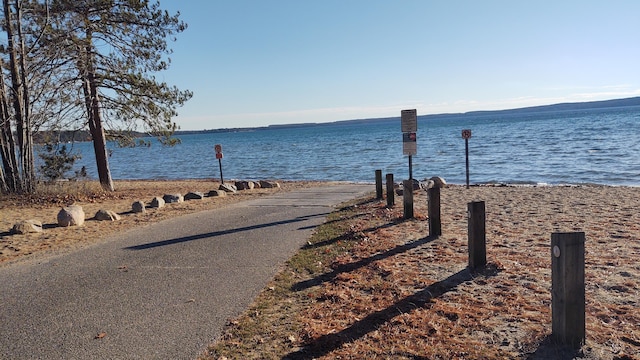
[160,1,640,130]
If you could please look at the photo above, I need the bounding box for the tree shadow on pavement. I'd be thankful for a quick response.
[123,212,330,250]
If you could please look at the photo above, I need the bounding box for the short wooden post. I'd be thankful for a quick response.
[467,201,486,269]
[551,232,585,348]
[375,170,383,199]
[428,187,441,236]
[386,173,394,208]
[403,180,413,219]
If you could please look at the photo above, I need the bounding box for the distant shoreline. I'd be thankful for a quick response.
[176,96,640,135]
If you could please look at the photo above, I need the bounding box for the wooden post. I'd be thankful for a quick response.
[403,180,413,219]
[551,232,585,348]
[386,173,394,208]
[465,138,470,189]
[467,201,486,269]
[428,187,441,236]
[375,170,383,199]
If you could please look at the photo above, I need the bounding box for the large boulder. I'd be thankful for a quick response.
[150,196,165,208]
[219,183,237,193]
[207,189,227,197]
[94,209,121,221]
[11,219,43,234]
[57,205,85,227]
[163,193,184,204]
[259,180,280,189]
[184,191,204,200]
[132,200,146,213]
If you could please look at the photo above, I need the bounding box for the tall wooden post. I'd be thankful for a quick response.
[467,201,486,269]
[375,170,383,199]
[551,232,585,348]
[403,180,414,219]
[386,173,394,208]
[428,187,441,236]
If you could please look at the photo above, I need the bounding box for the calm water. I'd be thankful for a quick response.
[48,106,640,186]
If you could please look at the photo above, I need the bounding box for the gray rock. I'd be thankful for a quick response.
[95,209,121,221]
[219,183,237,193]
[207,189,226,197]
[132,200,146,213]
[163,193,184,203]
[430,176,447,188]
[259,180,280,189]
[11,219,43,234]
[150,196,165,208]
[57,205,85,227]
[184,191,204,200]
[235,181,255,191]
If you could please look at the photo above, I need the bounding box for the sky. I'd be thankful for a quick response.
[159,1,640,130]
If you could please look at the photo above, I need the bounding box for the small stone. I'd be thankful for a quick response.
[94,209,121,221]
[259,180,280,189]
[184,191,204,200]
[219,183,237,193]
[207,189,226,197]
[11,219,43,234]
[163,194,184,204]
[150,196,165,208]
[132,200,146,213]
[57,205,85,227]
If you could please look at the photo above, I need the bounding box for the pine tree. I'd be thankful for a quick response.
[47,0,192,191]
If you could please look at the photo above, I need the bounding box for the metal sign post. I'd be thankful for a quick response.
[214,144,224,184]
[462,129,472,189]
[401,109,418,180]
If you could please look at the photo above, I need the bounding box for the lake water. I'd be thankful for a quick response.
[48,106,640,186]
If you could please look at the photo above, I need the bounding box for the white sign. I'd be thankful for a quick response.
[403,132,417,156]
[401,109,418,133]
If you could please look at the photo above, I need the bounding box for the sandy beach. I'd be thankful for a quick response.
[208,184,640,359]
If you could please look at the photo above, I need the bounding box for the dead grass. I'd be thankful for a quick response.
[204,185,640,360]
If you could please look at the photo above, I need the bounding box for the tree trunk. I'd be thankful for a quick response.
[81,39,113,192]
[0,66,19,193]
[3,0,35,193]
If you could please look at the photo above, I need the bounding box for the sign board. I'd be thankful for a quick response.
[214,144,222,153]
[216,152,223,159]
[462,129,472,140]
[403,132,417,156]
[401,109,418,133]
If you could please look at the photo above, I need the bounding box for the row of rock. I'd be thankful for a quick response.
[10,180,281,234]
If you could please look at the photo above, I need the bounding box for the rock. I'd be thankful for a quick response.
[132,200,146,213]
[95,209,121,221]
[235,181,255,191]
[253,181,262,189]
[207,189,226,197]
[184,191,204,200]
[219,183,237,193]
[57,205,85,227]
[163,193,184,204]
[430,176,447,188]
[11,219,43,234]
[259,180,280,189]
[150,196,165,208]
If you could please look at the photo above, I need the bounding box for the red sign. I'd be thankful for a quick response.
[462,129,472,140]
[216,152,223,159]
[214,144,222,153]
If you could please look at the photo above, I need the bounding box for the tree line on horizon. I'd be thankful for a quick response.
[0,0,192,194]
